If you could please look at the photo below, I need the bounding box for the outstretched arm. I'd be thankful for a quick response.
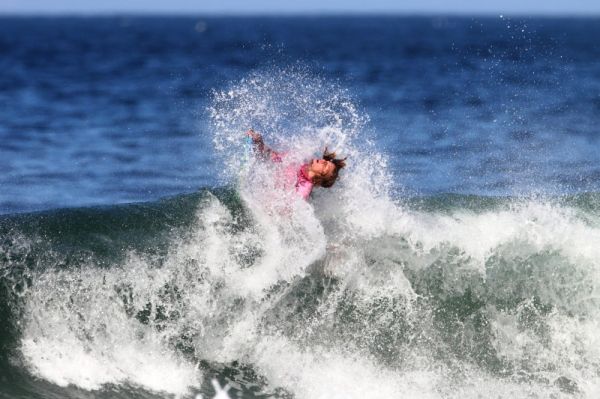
[246,129,283,162]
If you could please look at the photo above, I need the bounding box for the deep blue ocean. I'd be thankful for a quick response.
[2,16,600,399]
[2,16,600,213]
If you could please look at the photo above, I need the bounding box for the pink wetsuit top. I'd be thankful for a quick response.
[270,151,313,200]
[294,164,314,200]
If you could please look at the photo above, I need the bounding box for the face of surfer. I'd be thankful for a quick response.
[310,158,336,180]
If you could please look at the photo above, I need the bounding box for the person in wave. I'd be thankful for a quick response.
[246,129,347,200]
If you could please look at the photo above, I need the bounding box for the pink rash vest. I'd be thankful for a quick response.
[294,164,314,200]
[269,151,314,200]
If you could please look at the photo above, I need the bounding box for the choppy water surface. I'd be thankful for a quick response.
[2,16,600,213]
[1,15,600,399]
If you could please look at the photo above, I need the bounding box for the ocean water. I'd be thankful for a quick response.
[1,15,600,399]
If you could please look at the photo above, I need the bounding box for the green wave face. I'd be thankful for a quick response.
[1,191,600,398]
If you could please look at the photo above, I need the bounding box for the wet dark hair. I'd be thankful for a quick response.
[314,147,347,188]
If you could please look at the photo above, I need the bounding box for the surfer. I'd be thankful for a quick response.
[245,129,346,200]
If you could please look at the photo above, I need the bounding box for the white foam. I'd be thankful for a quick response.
[251,336,443,399]
[490,302,600,397]
[21,334,198,395]
[402,201,600,265]
[19,255,202,394]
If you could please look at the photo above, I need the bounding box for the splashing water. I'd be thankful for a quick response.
[208,67,370,179]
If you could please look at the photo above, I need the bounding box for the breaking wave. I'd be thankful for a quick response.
[1,69,600,398]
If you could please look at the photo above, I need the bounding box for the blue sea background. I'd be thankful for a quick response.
[2,16,600,214]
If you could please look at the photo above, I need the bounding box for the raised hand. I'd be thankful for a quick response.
[246,129,263,144]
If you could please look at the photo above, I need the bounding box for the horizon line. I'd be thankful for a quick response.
[0,9,600,18]
[2,10,600,18]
